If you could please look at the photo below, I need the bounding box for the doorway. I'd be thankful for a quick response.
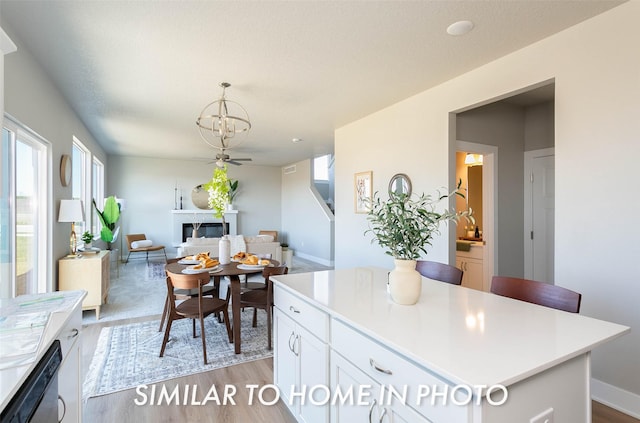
[456,141,497,292]
[452,80,555,286]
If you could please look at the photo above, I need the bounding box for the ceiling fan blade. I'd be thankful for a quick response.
[226,160,244,166]
[230,158,252,162]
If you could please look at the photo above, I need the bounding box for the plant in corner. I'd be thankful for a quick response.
[92,196,120,248]
[365,180,473,305]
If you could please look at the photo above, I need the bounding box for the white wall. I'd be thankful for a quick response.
[2,23,107,284]
[281,159,334,265]
[107,156,282,255]
[335,2,640,414]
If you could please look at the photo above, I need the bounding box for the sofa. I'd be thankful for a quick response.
[176,234,282,263]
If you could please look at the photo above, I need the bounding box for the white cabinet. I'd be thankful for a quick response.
[331,319,468,423]
[57,296,83,422]
[331,352,430,423]
[456,246,484,291]
[274,286,329,423]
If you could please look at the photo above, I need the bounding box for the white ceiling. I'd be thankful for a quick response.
[1,1,624,167]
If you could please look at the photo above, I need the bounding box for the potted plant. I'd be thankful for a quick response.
[365,180,473,305]
[81,231,94,249]
[227,179,239,210]
[92,196,121,248]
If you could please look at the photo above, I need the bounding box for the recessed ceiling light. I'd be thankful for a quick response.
[292,138,303,143]
[447,20,474,36]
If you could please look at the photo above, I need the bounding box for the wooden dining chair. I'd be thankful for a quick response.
[490,276,582,313]
[160,270,232,364]
[239,265,288,349]
[158,258,219,332]
[416,260,463,285]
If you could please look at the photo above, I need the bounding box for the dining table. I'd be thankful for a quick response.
[165,259,279,354]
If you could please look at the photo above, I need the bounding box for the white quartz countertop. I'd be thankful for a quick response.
[0,290,85,412]
[272,267,629,388]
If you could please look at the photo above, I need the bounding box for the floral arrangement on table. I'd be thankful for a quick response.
[203,165,230,235]
[81,231,94,248]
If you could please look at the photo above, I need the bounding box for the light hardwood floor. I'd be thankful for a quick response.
[82,315,297,422]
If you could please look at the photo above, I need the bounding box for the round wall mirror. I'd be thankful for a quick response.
[191,184,210,209]
[388,173,412,198]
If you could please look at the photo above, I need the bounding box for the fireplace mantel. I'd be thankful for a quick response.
[171,209,238,246]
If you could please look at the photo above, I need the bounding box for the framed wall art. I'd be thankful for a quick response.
[354,171,372,214]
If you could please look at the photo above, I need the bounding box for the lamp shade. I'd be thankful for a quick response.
[58,199,85,223]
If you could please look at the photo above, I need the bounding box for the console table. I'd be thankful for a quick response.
[58,251,109,319]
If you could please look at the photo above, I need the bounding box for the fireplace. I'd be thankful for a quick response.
[171,210,237,246]
[182,222,229,242]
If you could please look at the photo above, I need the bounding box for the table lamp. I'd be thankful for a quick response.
[58,199,85,256]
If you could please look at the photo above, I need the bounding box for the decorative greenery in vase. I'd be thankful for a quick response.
[81,231,93,247]
[365,180,473,260]
[93,196,120,245]
[203,165,230,235]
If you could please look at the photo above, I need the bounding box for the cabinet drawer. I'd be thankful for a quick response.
[456,246,483,260]
[274,285,328,343]
[57,303,82,361]
[332,319,468,423]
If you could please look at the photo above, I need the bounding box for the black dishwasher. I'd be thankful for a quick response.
[1,340,62,423]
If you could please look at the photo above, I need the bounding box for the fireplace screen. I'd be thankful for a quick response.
[182,223,229,242]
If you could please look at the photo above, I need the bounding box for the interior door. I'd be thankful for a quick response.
[524,149,555,282]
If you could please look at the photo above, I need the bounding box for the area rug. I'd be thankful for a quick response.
[83,311,272,400]
[145,261,166,281]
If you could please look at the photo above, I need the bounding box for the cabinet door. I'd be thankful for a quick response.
[274,308,298,414]
[462,259,483,291]
[331,351,380,423]
[298,324,329,423]
[58,340,81,422]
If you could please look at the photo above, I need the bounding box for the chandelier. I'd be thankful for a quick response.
[196,82,251,151]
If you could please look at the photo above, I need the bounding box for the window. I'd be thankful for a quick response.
[313,154,330,181]
[72,137,91,234]
[92,157,104,236]
[1,116,51,296]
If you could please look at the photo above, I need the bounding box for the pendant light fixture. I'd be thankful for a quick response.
[196,82,251,151]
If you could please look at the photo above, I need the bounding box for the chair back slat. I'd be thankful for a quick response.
[416,260,463,285]
[166,270,208,290]
[491,276,582,313]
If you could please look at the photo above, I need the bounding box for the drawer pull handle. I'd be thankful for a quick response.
[378,407,388,423]
[288,331,296,353]
[368,399,377,423]
[289,305,300,314]
[292,334,300,357]
[369,358,392,375]
[68,328,79,339]
[58,395,66,423]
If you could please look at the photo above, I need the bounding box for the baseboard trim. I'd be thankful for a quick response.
[295,251,333,267]
[592,378,640,419]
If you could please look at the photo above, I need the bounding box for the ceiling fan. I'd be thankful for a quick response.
[211,149,252,167]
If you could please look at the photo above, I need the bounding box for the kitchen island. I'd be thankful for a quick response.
[272,267,629,423]
[0,290,85,422]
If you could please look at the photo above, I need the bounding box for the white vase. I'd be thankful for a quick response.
[388,259,422,305]
[84,242,92,249]
[219,236,231,265]
[192,229,198,239]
